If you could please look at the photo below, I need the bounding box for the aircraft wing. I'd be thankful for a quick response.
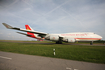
[2,23,47,35]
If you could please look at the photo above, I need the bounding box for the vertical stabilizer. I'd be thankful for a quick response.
[25,25,36,38]
[25,25,34,31]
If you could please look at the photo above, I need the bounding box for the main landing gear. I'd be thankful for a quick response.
[90,41,93,45]
[56,41,62,44]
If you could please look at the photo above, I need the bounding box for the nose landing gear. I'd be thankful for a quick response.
[90,41,93,45]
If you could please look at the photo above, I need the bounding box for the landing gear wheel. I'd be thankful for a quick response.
[56,41,62,44]
[90,41,93,45]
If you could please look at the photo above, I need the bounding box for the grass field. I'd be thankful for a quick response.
[0,41,105,64]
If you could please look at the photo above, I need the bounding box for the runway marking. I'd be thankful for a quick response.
[66,67,79,70]
[66,67,72,70]
[74,69,78,70]
[0,56,12,60]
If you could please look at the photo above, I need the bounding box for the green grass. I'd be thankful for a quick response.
[0,41,105,64]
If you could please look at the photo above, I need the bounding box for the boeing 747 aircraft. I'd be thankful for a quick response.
[2,23,102,45]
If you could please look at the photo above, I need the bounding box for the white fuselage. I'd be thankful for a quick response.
[49,32,102,42]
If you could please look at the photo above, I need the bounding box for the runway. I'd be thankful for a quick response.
[0,51,105,70]
[0,40,105,46]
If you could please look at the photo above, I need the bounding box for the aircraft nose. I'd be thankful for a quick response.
[97,35,102,39]
[99,36,102,39]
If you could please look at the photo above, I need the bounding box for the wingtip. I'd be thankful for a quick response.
[2,23,13,29]
[2,23,6,25]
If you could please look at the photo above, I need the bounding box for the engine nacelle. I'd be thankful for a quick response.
[63,37,75,43]
[45,34,59,41]
[67,38,75,42]
[50,35,59,41]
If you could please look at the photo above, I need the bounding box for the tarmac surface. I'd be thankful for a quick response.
[0,40,105,46]
[0,51,105,70]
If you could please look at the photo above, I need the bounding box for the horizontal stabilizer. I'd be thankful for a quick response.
[17,32,32,36]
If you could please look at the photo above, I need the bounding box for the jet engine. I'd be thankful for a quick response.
[45,34,59,41]
[67,38,75,42]
[63,37,75,43]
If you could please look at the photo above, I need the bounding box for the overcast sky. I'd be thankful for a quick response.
[0,0,105,40]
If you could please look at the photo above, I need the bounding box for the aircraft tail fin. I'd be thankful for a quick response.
[25,25,36,38]
[25,25,34,31]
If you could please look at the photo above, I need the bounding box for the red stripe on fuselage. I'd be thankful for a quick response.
[75,38,101,40]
